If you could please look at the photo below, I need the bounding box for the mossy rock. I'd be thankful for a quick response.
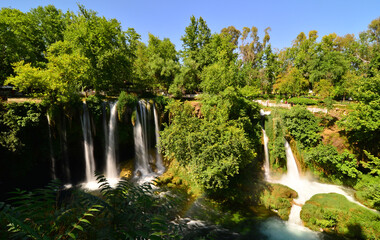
[119,160,134,179]
[301,193,380,239]
[156,159,202,198]
[259,183,298,220]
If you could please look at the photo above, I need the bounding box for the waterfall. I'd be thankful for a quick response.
[153,103,165,174]
[284,140,300,181]
[102,101,109,161]
[47,115,56,179]
[274,139,370,226]
[134,100,152,177]
[105,101,119,180]
[80,102,96,182]
[262,110,374,237]
[262,129,270,180]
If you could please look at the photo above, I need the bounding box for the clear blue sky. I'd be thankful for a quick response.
[1,0,379,51]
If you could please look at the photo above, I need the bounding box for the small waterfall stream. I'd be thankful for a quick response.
[134,100,153,181]
[80,102,96,183]
[47,115,56,180]
[105,101,119,181]
[153,103,165,174]
[262,129,270,180]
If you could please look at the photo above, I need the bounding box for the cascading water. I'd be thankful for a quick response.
[105,101,119,181]
[47,115,56,179]
[133,100,165,183]
[153,103,165,174]
[80,102,96,183]
[262,129,270,180]
[102,101,109,160]
[134,100,152,178]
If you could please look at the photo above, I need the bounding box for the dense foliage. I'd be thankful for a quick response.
[0,102,43,152]
[282,106,322,149]
[1,3,380,238]
[338,99,380,157]
[354,175,380,211]
[117,91,138,120]
[0,176,181,239]
[1,5,379,103]
[160,88,261,193]
[305,144,360,185]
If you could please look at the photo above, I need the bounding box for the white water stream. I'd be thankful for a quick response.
[83,101,119,190]
[262,129,270,180]
[134,100,152,178]
[105,101,119,182]
[80,102,96,183]
[133,100,165,184]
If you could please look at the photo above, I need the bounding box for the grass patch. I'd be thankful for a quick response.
[288,97,318,106]
[301,193,380,239]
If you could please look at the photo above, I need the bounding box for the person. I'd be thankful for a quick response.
[281,99,283,104]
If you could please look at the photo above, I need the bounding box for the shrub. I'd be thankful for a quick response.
[0,102,42,152]
[354,175,380,211]
[305,144,360,185]
[85,94,104,121]
[117,91,138,119]
[160,89,261,193]
[283,106,322,149]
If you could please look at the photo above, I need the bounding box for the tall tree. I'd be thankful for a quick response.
[274,66,308,96]
[5,41,90,105]
[171,16,211,94]
[63,5,139,93]
[0,8,45,84]
[221,26,241,46]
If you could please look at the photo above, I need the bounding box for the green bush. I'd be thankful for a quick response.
[0,102,43,152]
[265,109,287,171]
[283,106,322,149]
[85,94,105,121]
[301,193,380,239]
[117,91,138,119]
[287,97,318,105]
[160,88,261,193]
[355,175,380,211]
[305,144,360,185]
[238,85,261,100]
